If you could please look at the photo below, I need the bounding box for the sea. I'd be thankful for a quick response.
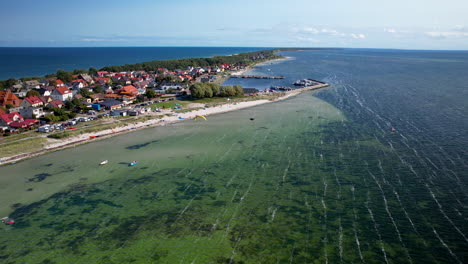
[0,47,266,80]
[0,48,467,263]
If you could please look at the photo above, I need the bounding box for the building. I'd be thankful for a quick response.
[99,99,123,110]
[20,107,44,118]
[21,96,44,108]
[0,90,22,108]
[0,112,23,126]
[158,82,188,91]
[51,87,73,101]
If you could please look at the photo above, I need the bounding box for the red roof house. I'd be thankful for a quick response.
[21,96,44,108]
[0,112,23,126]
[116,85,138,96]
[0,90,22,108]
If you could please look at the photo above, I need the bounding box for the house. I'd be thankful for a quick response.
[110,109,128,117]
[47,100,65,108]
[97,71,109,77]
[24,80,41,89]
[20,107,44,118]
[14,89,29,98]
[0,90,22,108]
[159,82,187,91]
[21,96,44,108]
[10,118,39,129]
[99,99,123,110]
[115,85,138,97]
[79,74,94,84]
[0,112,23,126]
[90,93,106,103]
[35,88,53,97]
[55,79,65,87]
[40,96,53,104]
[51,87,73,101]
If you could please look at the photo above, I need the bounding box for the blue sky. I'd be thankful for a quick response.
[1,0,468,49]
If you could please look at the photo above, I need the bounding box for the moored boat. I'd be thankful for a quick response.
[99,160,108,166]
[129,160,138,167]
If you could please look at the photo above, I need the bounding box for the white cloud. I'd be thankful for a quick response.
[351,33,366,39]
[425,31,468,39]
[385,28,397,34]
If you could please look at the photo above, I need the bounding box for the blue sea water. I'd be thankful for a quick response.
[0,47,266,79]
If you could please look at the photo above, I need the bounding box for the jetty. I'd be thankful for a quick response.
[230,75,285,79]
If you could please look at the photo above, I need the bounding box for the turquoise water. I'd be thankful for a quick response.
[1,49,468,263]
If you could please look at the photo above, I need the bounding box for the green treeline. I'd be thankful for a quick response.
[100,50,282,72]
[189,83,244,98]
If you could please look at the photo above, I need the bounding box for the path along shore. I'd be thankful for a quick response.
[0,58,327,165]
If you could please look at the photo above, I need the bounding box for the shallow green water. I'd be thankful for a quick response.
[1,94,351,263]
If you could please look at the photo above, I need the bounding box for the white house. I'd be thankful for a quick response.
[51,87,73,101]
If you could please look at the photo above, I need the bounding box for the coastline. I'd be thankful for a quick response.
[0,56,326,165]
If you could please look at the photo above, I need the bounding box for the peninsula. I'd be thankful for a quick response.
[0,49,329,164]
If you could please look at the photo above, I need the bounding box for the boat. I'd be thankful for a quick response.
[99,160,108,166]
[1,216,14,225]
[129,160,138,167]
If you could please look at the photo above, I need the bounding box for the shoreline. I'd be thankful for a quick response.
[0,56,327,165]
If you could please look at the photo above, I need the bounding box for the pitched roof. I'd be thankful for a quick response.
[0,90,22,107]
[24,96,43,105]
[10,119,38,128]
[0,112,23,124]
[48,100,65,108]
[116,85,138,95]
[54,87,71,95]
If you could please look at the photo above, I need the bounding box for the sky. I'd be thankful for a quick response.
[1,0,468,49]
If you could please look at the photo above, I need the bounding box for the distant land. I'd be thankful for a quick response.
[0,47,267,80]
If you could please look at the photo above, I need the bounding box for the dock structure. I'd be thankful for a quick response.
[230,75,285,79]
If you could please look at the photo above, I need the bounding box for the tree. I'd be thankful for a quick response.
[207,83,220,96]
[26,90,41,97]
[56,69,73,83]
[189,83,206,98]
[234,85,244,96]
[5,78,17,88]
[49,79,57,86]
[145,89,156,99]
[88,67,98,76]
[73,69,87,74]
[79,88,92,97]
[94,85,103,94]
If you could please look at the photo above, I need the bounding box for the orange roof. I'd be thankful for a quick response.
[0,90,22,107]
[104,94,120,98]
[116,85,138,95]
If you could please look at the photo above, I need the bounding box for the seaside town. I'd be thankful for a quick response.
[0,62,253,136]
[0,50,329,164]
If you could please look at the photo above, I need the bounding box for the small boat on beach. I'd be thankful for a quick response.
[129,160,138,167]
[99,160,108,166]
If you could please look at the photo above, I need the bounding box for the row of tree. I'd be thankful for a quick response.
[101,50,282,73]
[189,83,244,98]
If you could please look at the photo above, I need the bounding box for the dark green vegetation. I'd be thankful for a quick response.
[101,49,282,72]
[189,83,244,98]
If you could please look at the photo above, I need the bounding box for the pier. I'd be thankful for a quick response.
[230,75,285,79]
